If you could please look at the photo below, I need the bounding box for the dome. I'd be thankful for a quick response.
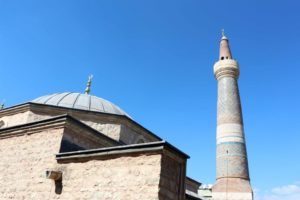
[31,92,129,117]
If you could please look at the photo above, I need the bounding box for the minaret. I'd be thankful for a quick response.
[212,31,253,200]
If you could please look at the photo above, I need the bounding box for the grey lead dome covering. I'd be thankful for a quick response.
[31,92,129,117]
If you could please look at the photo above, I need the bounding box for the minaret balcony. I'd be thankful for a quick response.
[214,59,240,80]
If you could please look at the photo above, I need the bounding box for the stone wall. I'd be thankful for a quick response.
[0,110,51,129]
[28,103,161,145]
[81,121,153,144]
[81,119,158,145]
[120,124,148,144]
[0,128,64,199]
[0,129,161,200]
[54,154,162,200]
[0,110,30,128]
[159,154,186,200]
[0,118,187,200]
[82,120,122,141]
[60,129,108,152]
[27,110,51,123]
[0,104,161,145]
[0,109,148,145]
[0,116,118,199]
[0,126,163,200]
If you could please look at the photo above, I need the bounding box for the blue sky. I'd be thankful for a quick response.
[0,0,299,198]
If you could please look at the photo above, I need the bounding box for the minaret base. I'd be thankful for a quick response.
[212,178,253,200]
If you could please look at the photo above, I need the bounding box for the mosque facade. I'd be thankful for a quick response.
[0,33,252,200]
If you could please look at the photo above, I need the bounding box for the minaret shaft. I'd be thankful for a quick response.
[212,34,253,200]
[216,76,249,180]
[217,77,243,125]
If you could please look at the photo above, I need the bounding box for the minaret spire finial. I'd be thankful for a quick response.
[85,75,93,95]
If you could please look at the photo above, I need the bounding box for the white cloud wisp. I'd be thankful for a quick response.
[255,183,300,200]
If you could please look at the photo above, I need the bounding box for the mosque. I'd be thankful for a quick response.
[0,33,252,200]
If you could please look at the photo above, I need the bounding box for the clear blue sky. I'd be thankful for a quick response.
[0,1,299,199]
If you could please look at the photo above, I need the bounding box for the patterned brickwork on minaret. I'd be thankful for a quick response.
[212,33,253,200]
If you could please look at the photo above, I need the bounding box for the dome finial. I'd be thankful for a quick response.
[85,75,93,95]
[0,100,5,110]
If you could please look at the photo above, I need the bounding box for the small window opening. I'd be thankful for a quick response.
[226,56,229,59]
[221,57,224,60]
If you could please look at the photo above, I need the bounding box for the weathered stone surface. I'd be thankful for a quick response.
[0,110,51,129]
[82,120,122,141]
[0,130,162,200]
[159,155,185,200]
[0,116,187,200]
[0,104,160,145]
[0,128,63,199]
[0,111,31,128]
[55,154,162,200]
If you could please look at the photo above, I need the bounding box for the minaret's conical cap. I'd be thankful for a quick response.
[219,30,232,60]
